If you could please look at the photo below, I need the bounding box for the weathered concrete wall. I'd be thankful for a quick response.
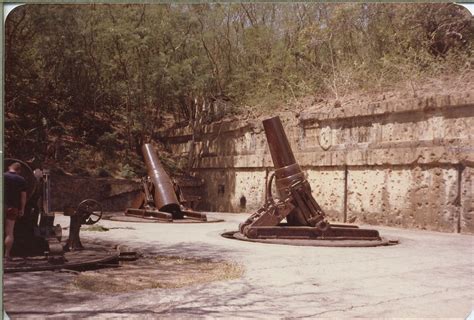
[50,175,141,212]
[346,165,460,231]
[305,168,345,221]
[162,93,474,233]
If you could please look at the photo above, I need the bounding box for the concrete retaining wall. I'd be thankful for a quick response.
[50,175,141,212]
[163,93,474,233]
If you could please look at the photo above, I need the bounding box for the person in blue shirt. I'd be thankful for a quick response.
[4,162,27,260]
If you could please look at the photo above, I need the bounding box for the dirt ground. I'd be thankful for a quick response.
[72,254,243,293]
[3,239,243,319]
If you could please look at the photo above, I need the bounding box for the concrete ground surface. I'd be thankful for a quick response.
[4,212,474,319]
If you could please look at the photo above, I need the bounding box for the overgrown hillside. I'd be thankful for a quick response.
[4,3,473,177]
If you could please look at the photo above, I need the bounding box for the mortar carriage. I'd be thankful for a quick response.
[124,144,222,223]
[230,117,395,247]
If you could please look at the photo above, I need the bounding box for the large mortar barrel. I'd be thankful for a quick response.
[142,144,182,217]
[262,116,311,226]
[262,117,306,196]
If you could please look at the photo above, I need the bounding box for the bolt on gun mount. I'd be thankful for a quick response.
[125,144,207,222]
[239,116,381,241]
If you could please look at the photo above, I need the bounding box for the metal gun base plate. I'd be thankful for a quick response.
[104,212,224,223]
[222,230,398,247]
[4,242,119,273]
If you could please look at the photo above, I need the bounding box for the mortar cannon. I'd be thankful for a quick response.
[125,144,207,222]
[239,117,382,243]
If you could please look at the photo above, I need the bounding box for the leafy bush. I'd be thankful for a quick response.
[118,163,136,179]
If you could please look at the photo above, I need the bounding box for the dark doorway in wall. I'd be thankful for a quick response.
[240,195,247,210]
[218,184,225,196]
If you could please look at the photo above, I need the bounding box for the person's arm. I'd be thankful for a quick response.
[19,191,26,216]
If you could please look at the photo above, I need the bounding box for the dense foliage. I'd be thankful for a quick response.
[5,4,473,177]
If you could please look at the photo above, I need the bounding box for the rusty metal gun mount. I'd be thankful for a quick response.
[125,144,221,223]
[233,117,393,247]
[64,199,103,251]
[4,159,123,273]
[5,159,65,261]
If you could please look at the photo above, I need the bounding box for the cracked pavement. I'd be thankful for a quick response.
[4,212,474,318]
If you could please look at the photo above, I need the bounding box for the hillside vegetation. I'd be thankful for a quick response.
[5,4,473,177]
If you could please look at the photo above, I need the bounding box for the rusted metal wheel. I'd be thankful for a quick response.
[77,199,103,225]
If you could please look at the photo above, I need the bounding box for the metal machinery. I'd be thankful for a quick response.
[5,159,64,261]
[64,199,103,251]
[125,144,208,222]
[237,117,387,245]
[4,159,110,264]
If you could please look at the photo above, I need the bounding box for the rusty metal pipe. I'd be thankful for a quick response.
[142,144,181,216]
